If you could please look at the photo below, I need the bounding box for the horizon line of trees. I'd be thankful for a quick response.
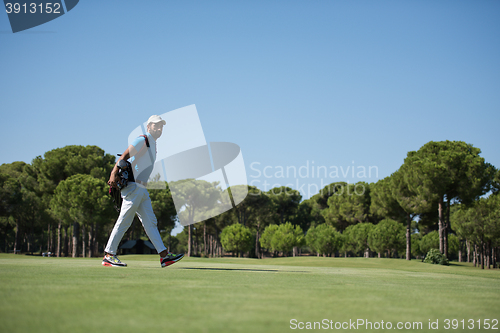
[1,140,499,269]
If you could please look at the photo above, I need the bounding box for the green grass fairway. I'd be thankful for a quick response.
[0,254,499,333]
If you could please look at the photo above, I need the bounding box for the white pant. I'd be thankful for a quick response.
[105,183,167,255]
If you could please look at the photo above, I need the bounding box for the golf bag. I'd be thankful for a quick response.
[109,159,134,213]
[108,135,150,213]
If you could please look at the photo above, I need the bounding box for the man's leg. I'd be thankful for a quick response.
[136,190,167,255]
[104,187,141,255]
[135,189,184,267]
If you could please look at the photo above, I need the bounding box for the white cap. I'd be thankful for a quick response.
[147,115,166,125]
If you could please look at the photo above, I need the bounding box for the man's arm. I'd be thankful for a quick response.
[107,144,139,188]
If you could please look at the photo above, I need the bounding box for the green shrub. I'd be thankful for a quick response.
[424,248,449,265]
[220,223,253,256]
[368,219,405,258]
[260,223,304,256]
[306,224,343,257]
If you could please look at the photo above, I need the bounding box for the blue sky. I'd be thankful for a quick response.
[1,0,499,204]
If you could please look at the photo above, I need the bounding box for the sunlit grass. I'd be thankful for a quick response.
[0,254,498,333]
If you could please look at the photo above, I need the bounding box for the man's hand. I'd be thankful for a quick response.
[108,172,120,189]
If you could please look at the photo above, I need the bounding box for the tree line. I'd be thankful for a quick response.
[0,146,175,258]
[1,141,499,269]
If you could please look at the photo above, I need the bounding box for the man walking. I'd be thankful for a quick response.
[103,115,184,268]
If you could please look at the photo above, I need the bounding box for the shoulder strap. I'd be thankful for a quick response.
[140,134,150,148]
[134,135,150,159]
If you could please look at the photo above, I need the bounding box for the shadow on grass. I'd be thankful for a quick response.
[178,267,308,273]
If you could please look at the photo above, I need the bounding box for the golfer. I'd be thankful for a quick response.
[103,115,184,268]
